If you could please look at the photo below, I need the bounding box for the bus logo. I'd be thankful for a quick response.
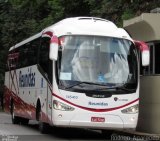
[114,97,118,101]
[88,102,108,106]
[92,94,105,98]
[19,68,35,87]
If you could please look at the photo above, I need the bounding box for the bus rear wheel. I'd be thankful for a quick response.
[11,102,20,124]
[20,117,29,125]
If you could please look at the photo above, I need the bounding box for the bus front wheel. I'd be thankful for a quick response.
[20,117,29,125]
[36,101,49,134]
[39,122,49,134]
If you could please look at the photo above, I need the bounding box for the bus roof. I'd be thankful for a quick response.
[44,17,132,39]
[9,17,132,51]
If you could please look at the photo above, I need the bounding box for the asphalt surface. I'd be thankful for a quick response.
[0,112,107,141]
[0,112,159,141]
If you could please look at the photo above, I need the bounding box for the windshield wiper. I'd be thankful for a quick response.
[96,85,135,93]
[115,86,135,93]
[65,81,107,90]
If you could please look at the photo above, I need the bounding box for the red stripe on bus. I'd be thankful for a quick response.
[52,93,139,112]
[134,40,149,51]
[43,31,53,37]
[50,35,59,44]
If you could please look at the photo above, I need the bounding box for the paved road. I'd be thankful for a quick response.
[0,112,107,141]
[0,112,159,141]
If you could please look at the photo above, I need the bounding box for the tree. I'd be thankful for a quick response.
[1,0,160,94]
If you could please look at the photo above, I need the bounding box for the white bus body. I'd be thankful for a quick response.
[4,17,149,133]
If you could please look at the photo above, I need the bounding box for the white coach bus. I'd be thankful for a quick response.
[4,17,149,134]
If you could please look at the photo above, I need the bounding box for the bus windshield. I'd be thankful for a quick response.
[57,35,138,92]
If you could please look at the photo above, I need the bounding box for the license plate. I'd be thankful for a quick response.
[91,117,105,122]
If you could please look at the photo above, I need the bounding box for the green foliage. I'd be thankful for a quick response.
[60,0,90,17]
[122,9,134,20]
[48,0,64,21]
[0,0,160,92]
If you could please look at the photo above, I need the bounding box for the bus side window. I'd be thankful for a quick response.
[39,37,52,83]
[7,50,19,70]
[27,39,39,66]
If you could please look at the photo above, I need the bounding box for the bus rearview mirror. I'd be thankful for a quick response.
[49,36,58,60]
[142,50,150,66]
[134,40,150,67]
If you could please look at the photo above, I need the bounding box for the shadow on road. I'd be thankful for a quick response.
[27,123,106,140]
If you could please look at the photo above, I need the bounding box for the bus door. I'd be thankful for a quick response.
[39,37,53,122]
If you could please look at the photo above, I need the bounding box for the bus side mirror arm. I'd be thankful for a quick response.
[49,35,58,60]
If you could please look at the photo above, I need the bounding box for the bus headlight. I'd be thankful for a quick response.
[53,100,75,111]
[121,104,139,114]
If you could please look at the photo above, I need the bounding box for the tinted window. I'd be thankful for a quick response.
[38,37,52,83]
